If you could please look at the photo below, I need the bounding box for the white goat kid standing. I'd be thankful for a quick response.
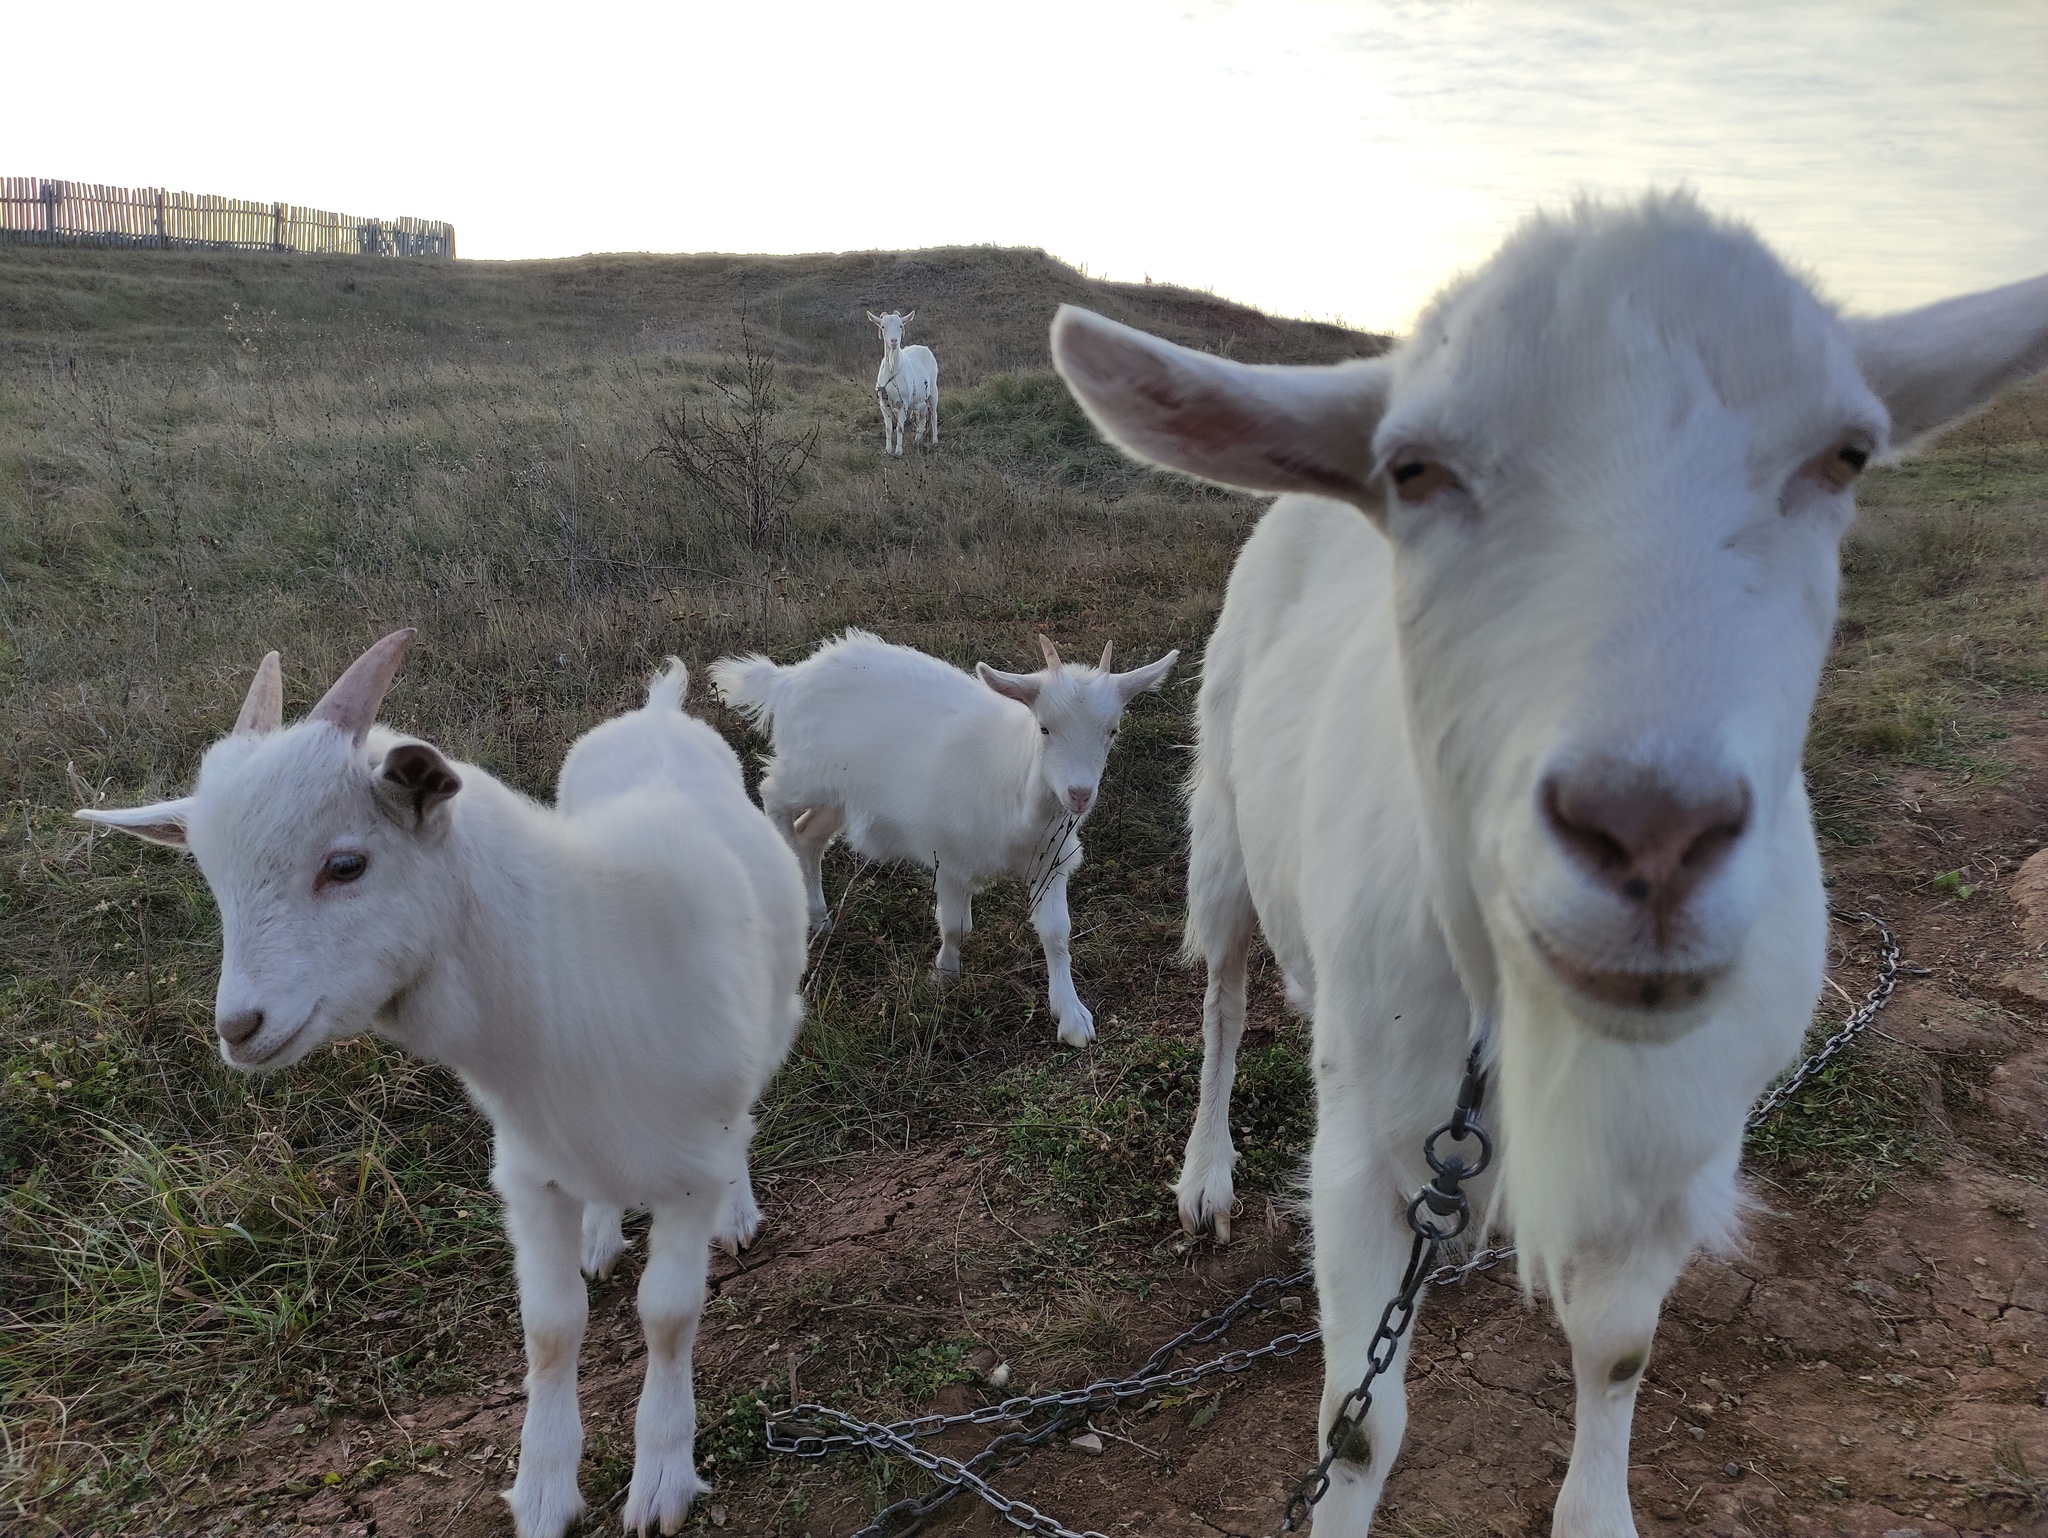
[1051,193,2048,1536]
[870,309,939,455]
[78,635,807,1538]
[711,629,1175,1047]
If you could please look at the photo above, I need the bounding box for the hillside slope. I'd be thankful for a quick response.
[0,242,1383,379]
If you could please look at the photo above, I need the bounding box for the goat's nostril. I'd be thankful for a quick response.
[1067,788,1092,813]
[218,1009,264,1046]
[1542,764,1752,908]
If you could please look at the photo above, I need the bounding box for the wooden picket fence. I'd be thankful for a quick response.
[0,178,454,257]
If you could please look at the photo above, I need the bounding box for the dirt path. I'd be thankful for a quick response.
[182,740,2048,1538]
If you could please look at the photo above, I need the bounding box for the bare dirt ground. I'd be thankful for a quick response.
[170,718,2048,1538]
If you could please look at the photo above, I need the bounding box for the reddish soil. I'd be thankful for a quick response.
[182,722,2048,1538]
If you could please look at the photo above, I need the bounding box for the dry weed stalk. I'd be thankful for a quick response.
[649,310,818,550]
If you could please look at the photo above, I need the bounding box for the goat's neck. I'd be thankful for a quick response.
[377,777,573,1083]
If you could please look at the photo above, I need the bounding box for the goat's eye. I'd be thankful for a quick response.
[1390,459,1459,505]
[319,851,368,887]
[1040,725,1050,736]
[1810,441,1871,490]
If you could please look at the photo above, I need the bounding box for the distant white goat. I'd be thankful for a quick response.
[711,630,1175,1046]
[79,635,806,1538]
[870,309,939,455]
[1052,192,2048,1536]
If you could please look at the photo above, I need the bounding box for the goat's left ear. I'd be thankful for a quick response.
[76,798,195,849]
[977,662,1042,706]
[1848,271,2048,450]
[1052,305,1394,507]
[1112,649,1179,703]
[376,742,461,830]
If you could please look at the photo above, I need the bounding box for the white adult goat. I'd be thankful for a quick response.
[78,634,806,1538]
[710,629,1175,1047]
[870,309,938,455]
[1051,192,2048,1536]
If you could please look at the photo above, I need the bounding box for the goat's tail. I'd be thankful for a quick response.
[708,652,785,729]
[644,657,689,714]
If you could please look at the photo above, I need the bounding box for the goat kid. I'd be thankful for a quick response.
[711,629,1175,1047]
[79,635,807,1538]
[870,308,939,455]
[1051,193,2048,1536]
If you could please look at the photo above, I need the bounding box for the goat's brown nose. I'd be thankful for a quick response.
[1541,763,1751,911]
[217,1009,265,1047]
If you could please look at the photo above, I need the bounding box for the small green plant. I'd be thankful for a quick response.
[1931,869,1977,899]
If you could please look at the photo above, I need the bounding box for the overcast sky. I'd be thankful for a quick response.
[12,0,2046,331]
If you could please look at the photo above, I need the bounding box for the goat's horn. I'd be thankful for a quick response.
[1037,633,1062,669]
[309,629,415,743]
[233,651,284,737]
[1098,640,1114,672]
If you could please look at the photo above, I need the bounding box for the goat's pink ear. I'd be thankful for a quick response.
[76,798,195,849]
[376,741,461,829]
[977,661,1042,706]
[234,651,284,737]
[310,629,415,743]
[1112,649,1179,704]
[1848,271,2048,449]
[1052,305,1393,507]
[1036,633,1062,669]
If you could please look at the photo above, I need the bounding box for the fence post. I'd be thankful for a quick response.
[41,180,61,241]
[272,201,285,252]
[155,190,165,248]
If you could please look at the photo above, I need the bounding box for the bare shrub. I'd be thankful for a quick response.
[649,310,818,550]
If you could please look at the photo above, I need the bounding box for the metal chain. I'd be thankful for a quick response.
[1746,909,1905,1128]
[767,911,1907,1538]
[1276,1041,1494,1531]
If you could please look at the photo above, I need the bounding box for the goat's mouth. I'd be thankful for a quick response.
[225,1005,320,1069]
[1526,929,1726,1013]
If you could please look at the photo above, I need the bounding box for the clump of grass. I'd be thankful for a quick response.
[1746,1032,1944,1203]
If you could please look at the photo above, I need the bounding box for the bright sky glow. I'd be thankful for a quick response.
[11,1,2046,332]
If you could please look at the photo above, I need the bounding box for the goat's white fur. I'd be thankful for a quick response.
[78,640,807,1538]
[869,309,939,456]
[710,629,1175,1047]
[1051,192,2048,1536]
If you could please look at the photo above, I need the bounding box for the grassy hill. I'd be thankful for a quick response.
[2,241,2046,1536]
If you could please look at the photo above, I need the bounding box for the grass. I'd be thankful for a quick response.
[1,237,2045,1533]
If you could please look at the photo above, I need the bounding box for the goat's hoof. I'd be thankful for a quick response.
[502,1473,586,1538]
[1055,1009,1096,1049]
[930,962,962,988]
[623,1452,707,1536]
[807,914,834,939]
[1174,1166,1238,1243]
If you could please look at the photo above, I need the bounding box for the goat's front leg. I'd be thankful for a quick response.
[1176,927,1249,1240]
[933,864,973,980]
[1307,1103,1417,1535]
[623,1195,720,1536]
[1031,857,1093,1047]
[500,1177,589,1538]
[876,392,894,455]
[1550,1238,1690,1538]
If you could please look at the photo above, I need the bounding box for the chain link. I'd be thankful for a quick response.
[765,911,1907,1538]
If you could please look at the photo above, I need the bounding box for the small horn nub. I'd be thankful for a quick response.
[309,629,416,744]
[1037,633,1062,669]
[1098,640,1114,672]
[234,651,284,737]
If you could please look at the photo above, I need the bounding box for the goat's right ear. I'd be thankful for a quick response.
[1051,305,1393,508]
[377,742,461,831]
[76,798,195,849]
[977,662,1042,706]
